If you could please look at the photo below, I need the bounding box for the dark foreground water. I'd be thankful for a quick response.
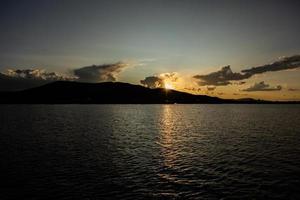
[0,105,300,200]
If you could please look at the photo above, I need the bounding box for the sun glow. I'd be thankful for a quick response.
[164,82,174,90]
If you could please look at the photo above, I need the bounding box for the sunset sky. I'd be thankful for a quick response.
[0,0,299,100]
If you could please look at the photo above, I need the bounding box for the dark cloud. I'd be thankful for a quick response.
[242,81,282,92]
[242,55,300,75]
[288,88,300,91]
[140,72,178,89]
[140,76,164,88]
[194,55,300,86]
[193,65,251,86]
[73,62,127,82]
[207,86,216,91]
[162,72,179,82]
[184,87,201,92]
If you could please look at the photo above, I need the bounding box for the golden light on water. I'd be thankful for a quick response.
[158,105,177,173]
[157,105,193,186]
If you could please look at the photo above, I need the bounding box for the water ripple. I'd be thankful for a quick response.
[0,104,300,199]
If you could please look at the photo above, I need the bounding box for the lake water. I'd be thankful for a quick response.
[0,105,300,199]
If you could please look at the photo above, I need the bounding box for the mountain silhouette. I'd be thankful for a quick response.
[0,81,298,104]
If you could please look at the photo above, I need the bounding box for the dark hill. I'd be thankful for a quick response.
[0,81,226,104]
[0,81,298,104]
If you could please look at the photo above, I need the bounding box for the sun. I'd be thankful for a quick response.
[164,82,174,90]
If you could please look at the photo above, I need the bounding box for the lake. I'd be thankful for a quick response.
[0,105,300,199]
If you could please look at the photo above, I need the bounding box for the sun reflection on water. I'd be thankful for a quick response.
[156,105,182,184]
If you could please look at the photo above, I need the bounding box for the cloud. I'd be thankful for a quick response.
[242,55,300,75]
[184,87,201,92]
[137,58,157,66]
[73,62,128,82]
[0,68,75,91]
[141,72,204,94]
[207,86,216,91]
[140,76,164,88]
[0,62,128,91]
[193,65,251,86]
[160,72,179,82]
[3,69,73,81]
[232,93,248,96]
[288,88,300,91]
[193,55,300,86]
[140,72,179,88]
[242,81,282,92]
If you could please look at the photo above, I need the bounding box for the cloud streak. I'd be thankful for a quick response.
[193,55,300,86]
[193,65,251,86]
[242,55,300,75]
[3,69,73,81]
[242,81,282,92]
[288,88,300,91]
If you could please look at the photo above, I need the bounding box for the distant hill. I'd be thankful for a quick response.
[0,81,298,104]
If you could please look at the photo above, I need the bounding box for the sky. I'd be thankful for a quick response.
[0,0,299,100]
